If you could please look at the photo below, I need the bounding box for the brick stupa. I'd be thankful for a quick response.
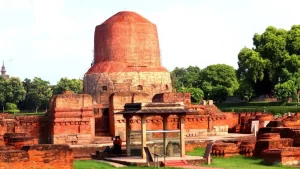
[84,11,172,107]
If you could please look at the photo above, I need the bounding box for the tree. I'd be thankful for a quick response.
[170,67,186,90]
[274,80,296,102]
[5,77,26,104]
[237,25,300,97]
[199,64,239,99]
[53,78,83,95]
[0,76,7,112]
[209,86,229,103]
[184,66,201,88]
[234,80,255,102]
[26,77,52,113]
[170,66,201,91]
[178,87,204,104]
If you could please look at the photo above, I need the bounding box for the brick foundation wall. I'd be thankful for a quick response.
[0,144,73,169]
[71,146,104,159]
[262,147,300,165]
[48,91,95,145]
[84,71,172,107]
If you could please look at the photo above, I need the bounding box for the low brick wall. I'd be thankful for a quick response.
[211,143,239,157]
[71,146,104,159]
[239,140,255,156]
[185,140,210,152]
[254,138,293,157]
[262,147,300,165]
[3,133,38,150]
[0,144,73,169]
[0,150,30,168]
[6,137,38,150]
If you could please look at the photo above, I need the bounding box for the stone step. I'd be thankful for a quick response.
[164,160,189,167]
[94,136,112,143]
[95,132,111,137]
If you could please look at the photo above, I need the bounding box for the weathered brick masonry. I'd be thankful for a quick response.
[0,144,73,169]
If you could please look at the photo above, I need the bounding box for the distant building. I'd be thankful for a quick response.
[1,61,9,79]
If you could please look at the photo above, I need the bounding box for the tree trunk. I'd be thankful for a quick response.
[36,106,39,113]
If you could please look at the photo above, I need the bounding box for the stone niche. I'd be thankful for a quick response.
[0,144,73,169]
[47,91,95,145]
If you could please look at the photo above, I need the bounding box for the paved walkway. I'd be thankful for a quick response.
[97,159,223,169]
[95,160,126,168]
[98,159,222,169]
[179,166,222,169]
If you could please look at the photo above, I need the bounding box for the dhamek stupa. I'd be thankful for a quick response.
[84,11,172,107]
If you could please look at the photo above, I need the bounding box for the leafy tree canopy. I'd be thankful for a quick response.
[171,66,201,90]
[53,78,83,95]
[5,77,26,104]
[199,64,239,99]
[26,77,52,112]
[178,87,204,104]
[237,25,300,97]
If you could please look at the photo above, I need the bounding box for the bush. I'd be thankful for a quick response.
[5,102,20,114]
[5,102,18,110]
[220,106,300,115]
[216,102,300,108]
[6,109,20,113]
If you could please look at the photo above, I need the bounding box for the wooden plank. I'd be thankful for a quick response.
[204,143,213,165]
[143,147,154,163]
[204,143,213,158]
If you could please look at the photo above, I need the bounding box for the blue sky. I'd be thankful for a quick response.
[1,0,300,84]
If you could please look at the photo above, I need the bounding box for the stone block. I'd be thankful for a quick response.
[211,143,239,157]
[0,144,73,169]
[262,147,300,165]
[239,140,255,156]
[254,138,293,157]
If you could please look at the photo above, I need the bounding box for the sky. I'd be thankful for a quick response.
[1,0,300,85]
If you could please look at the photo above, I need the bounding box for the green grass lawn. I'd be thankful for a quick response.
[74,160,184,169]
[217,103,300,115]
[13,112,46,116]
[74,148,297,169]
[186,148,297,169]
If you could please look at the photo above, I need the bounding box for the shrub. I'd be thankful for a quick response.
[220,106,300,115]
[5,102,18,110]
[5,102,20,114]
[6,109,20,113]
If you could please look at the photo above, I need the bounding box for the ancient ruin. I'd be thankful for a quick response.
[2,10,300,168]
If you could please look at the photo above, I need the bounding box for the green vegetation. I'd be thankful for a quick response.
[53,78,83,95]
[216,102,300,115]
[13,112,46,116]
[24,77,53,113]
[5,102,20,114]
[187,148,296,169]
[178,87,204,103]
[171,64,238,102]
[74,148,296,169]
[74,160,183,169]
[0,76,83,114]
[186,147,205,156]
[237,25,300,99]
[170,25,300,103]
[0,76,25,112]
[205,156,295,169]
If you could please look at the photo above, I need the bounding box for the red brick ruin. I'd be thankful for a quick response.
[1,11,300,168]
